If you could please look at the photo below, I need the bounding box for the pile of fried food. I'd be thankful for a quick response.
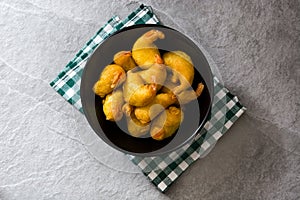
[93,29,204,141]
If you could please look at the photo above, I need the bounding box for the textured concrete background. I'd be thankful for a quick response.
[0,0,299,199]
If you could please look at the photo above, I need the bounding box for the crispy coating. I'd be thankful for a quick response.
[160,73,178,93]
[176,83,205,105]
[113,51,136,71]
[127,113,150,137]
[132,29,165,68]
[122,103,150,137]
[160,69,205,105]
[150,106,183,140]
[123,70,157,107]
[137,62,167,91]
[134,93,177,124]
[128,84,157,107]
[122,103,134,117]
[163,51,194,94]
[102,90,124,121]
[93,64,126,98]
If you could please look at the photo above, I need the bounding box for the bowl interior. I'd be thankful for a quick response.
[81,24,213,156]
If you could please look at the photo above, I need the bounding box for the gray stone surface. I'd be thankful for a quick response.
[0,0,299,199]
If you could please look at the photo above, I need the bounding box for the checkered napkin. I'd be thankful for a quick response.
[50,4,246,192]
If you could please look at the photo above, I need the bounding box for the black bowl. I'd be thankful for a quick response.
[80,24,214,157]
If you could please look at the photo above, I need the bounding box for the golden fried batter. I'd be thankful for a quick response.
[132,29,165,68]
[150,106,183,140]
[160,73,204,105]
[134,93,177,124]
[122,103,150,137]
[93,64,126,98]
[122,103,134,117]
[163,51,194,94]
[127,114,150,138]
[137,62,167,90]
[123,70,156,107]
[176,83,205,105]
[113,51,136,71]
[160,73,178,93]
[102,90,124,121]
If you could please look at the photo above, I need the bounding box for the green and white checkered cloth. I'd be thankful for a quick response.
[50,4,246,192]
